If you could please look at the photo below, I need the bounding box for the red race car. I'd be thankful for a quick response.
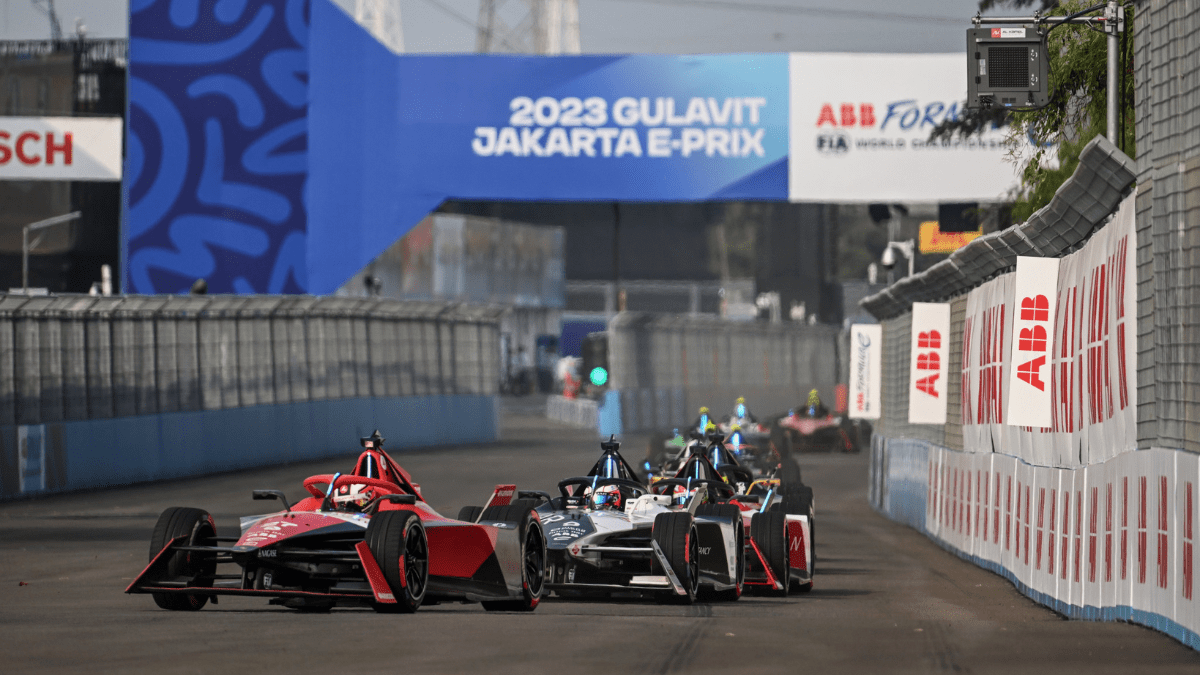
[126,431,546,613]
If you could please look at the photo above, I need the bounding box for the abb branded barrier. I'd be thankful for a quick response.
[869,191,1200,649]
[873,439,1200,650]
[908,303,950,425]
[0,117,122,181]
[126,0,1023,295]
[959,196,1136,467]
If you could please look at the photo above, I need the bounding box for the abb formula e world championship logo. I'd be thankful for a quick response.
[813,100,969,155]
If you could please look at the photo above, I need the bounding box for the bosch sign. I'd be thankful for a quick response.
[0,117,122,181]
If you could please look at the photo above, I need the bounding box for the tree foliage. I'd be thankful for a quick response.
[931,0,1135,223]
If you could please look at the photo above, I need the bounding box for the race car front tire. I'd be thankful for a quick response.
[653,512,699,604]
[695,504,744,602]
[366,510,428,613]
[480,504,546,612]
[750,510,789,597]
[148,506,218,611]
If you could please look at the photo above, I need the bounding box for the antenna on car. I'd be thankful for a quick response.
[361,430,385,449]
[600,434,620,452]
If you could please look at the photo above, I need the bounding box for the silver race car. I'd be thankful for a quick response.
[533,437,744,604]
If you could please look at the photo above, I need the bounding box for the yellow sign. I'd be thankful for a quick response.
[919,221,982,254]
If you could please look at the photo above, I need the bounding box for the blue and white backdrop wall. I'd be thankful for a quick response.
[124,0,1020,297]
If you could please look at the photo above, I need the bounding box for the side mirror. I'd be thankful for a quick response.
[252,490,291,512]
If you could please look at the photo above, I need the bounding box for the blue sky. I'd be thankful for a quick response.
[1,0,986,53]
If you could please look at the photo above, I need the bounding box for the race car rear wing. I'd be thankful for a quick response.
[474,484,517,522]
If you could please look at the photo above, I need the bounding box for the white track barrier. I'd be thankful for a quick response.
[871,196,1200,651]
[877,441,1199,649]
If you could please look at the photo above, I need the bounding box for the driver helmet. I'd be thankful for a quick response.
[699,406,709,414]
[670,484,698,506]
[705,421,718,437]
[729,423,742,447]
[335,482,373,511]
[590,484,624,511]
[806,389,822,416]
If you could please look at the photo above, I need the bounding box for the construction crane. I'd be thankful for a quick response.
[355,0,405,53]
[476,0,580,54]
[31,0,64,41]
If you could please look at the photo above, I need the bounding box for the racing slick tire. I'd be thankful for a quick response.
[148,507,218,611]
[652,512,700,604]
[479,504,547,612]
[480,499,541,522]
[769,424,791,460]
[749,510,789,597]
[777,484,815,591]
[695,504,744,602]
[778,457,803,485]
[366,510,428,613]
[457,505,483,523]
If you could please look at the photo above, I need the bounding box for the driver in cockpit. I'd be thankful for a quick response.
[589,484,632,511]
[731,396,758,423]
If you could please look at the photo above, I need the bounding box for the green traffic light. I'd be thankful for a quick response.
[589,367,608,386]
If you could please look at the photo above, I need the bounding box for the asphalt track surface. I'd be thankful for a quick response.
[4,410,1200,674]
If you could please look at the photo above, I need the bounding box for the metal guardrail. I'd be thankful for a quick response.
[0,294,502,427]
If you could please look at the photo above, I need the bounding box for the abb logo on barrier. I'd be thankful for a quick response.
[915,330,941,397]
[909,302,950,425]
[1016,294,1050,390]
[0,130,73,166]
[1007,256,1059,428]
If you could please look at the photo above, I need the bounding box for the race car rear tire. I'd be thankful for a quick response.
[774,484,815,589]
[457,505,483,523]
[480,504,546,612]
[778,457,803,485]
[695,504,744,602]
[750,510,789,597]
[652,512,699,604]
[366,510,428,613]
[480,499,541,522]
[769,424,790,460]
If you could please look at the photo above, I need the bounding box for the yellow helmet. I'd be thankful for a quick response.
[705,421,717,433]
[807,389,821,406]
[699,406,709,414]
[730,424,741,432]
[736,396,745,405]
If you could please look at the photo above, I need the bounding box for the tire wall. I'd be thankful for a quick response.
[0,296,502,500]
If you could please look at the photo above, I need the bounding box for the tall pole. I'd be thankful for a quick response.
[22,211,82,293]
[22,225,29,292]
[612,202,621,313]
[1106,0,1119,143]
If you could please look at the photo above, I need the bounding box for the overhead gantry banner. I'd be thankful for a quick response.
[126,0,1017,295]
